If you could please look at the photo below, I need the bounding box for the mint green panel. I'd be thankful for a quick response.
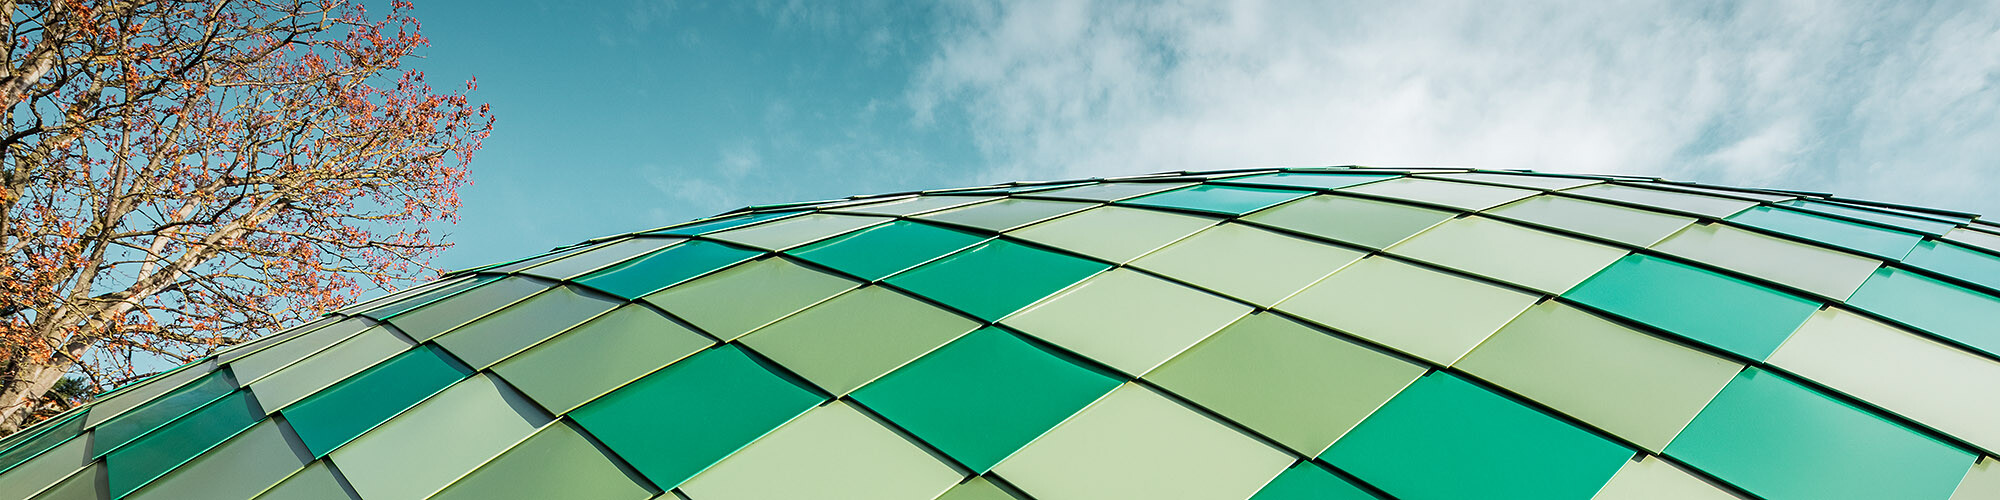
[105,390,263,498]
[1726,206,1923,260]
[575,240,762,299]
[1388,216,1629,294]
[1008,206,1218,264]
[1563,254,1818,361]
[431,420,655,500]
[520,237,680,280]
[1955,458,2000,500]
[642,256,859,341]
[0,433,89,500]
[283,344,472,457]
[1120,184,1310,215]
[1423,172,1602,190]
[828,195,997,217]
[676,401,964,500]
[648,211,801,236]
[704,213,886,251]
[1903,240,2000,292]
[1131,223,1365,306]
[1486,195,1695,247]
[789,220,987,281]
[1842,267,2000,357]
[389,276,553,341]
[434,285,622,369]
[251,461,352,500]
[1247,462,1382,500]
[1777,199,1958,236]
[569,344,824,490]
[357,275,492,320]
[740,286,981,395]
[492,305,714,414]
[1590,455,1745,500]
[916,199,1097,232]
[883,239,1108,321]
[249,326,413,414]
[1023,182,1193,202]
[1323,372,1632,500]
[1242,195,1457,249]
[1341,177,1538,211]
[1148,312,1426,456]
[478,245,588,275]
[850,327,1122,472]
[934,476,1020,500]
[31,463,104,500]
[94,370,236,457]
[228,318,371,385]
[216,317,341,365]
[1213,172,1399,191]
[328,373,550,500]
[1562,184,1756,219]
[991,384,1294,500]
[0,412,85,477]
[1947,228,2000,255]
[1277,257,1538,366]
[1002,269,1250,376]
[125,419,309,500]
[1666,368,1974,500]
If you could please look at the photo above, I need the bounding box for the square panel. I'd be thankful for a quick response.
[1241,194,1457,249]
[1833,267,2000,358]
[283,344,473,457]
[491,304,714,414]
[1562,254,1818,361]
[1902,240,2000,292]
[388,276,554,341]
[1665,368,1974,500]
[1340,177,1538,211]
[519,237,681,280]
[1388,216,1629,294]
[934,476,1021,500]
[740,286,982,395]
[704,213,888,251]
[433,285,623,369]
[1211,172,1399,191]
[1562,183,1758,219]
[679,401,963,500]
[1007,206,1218,264]
[79,357,216,429]
[788,220,988,280]
[248,326,413,413]
[251,461,347,500]
[1247,461,1382,500]
[1766,308,2000,453]
[642,256,860,341]
[574,240,762,299]
[1955,457,2000,500]
[1146,313,1426,456]
[1455,303,1744,452]
[93,370,238,457]
[1131,222,1366,306]
[0,429,89,500]
[883,239,1108,321]
[1018,181,1195,202]
[1420,172,1603,190]
[104,390,263,498]
[647,211,802,236]
[850,327,1123,472]
[1001,269,1250,376]
[328,374,551,500]
[123,419,309,500]
[228,318,374,384]
[430,420,655,500]
[826,195,1000,217]
[1777,199,1958,236]
[992,384,1294,500]
[1322,372,1632,499]
[1484,195,1695,247]
[1650,222,1881,300]
[1118,184,1311,216]
[1589,455,1744,500]
[915,199,1098,232]
[355,275,494,321]
[1277,257,1539,365]
[1945,227,2000,255]
[1725,206,1923,260]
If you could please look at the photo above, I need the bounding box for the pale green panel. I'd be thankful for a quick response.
[739,286,981,395]
[0,433,90,500]
[126,419,310,500]
[1388,216,1628,294]
[705,213,887,251]
[915,199,1098,233]
[252,461,354,500]
[1422,172,1604,190]
[1591,455,1744,500]
[328,373,548,500]
[1130,223,1366,306]
[491,305,716,415]
[250,326,412,413]
[430,421,654,500]
[1456,303,1744,451]
[31,463,103,500]
[1007,206,1217,264]
[1561,184,1757,219]
[1651,223,1880,300]
[934,477,1020,500]
[1767,308,2000,453]
[992,384,1293,500]
[1277,257,1539,365]
[84,359,219,428]
[1146,313,1427,456]
[678,401,962,500]
[1001,269,1251,376]
[1945,228,2000,255]
[641,257,860,341]
[1341,177,1539,211]
[1953,457,2000,500]
[227,318,373,388]
[1241,194,1457,249]
[1486,195,1696,247]
[828,195,999,217]
[216,316,342,365]
[433,285,623,369]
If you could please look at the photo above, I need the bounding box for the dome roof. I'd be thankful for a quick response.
[2,167,1998,500]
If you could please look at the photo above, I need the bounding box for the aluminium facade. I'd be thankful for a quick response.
[0,167,1997,499]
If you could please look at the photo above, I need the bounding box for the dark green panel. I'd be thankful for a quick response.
[1726,206,1924,260]
[789,220,988,281]
[569,344,826,490]
[282,345,473,457]
[433,285,623,369]
[1563,254,1818,361]
[883,239,1108,321]
[646,211,801,236]
[93,370,237,457]
[1901,240,2000,292]
[387,276,553,341]
[574,240,763,299]
[430,420,655,500]
[1213,172,1400,191]
[1119,185,1312,216]
[1844,267,2000,358]
[851,327,1123,472]
[104,391,263,498]
[1247,461,1382,500]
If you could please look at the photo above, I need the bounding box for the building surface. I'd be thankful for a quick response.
[0,166,1998,499]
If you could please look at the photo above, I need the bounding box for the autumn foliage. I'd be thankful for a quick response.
[0,0,491,433]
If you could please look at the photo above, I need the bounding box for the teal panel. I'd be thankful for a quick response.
[575,240,762,299]
[1120,184,1311,216]
[1323,372,1631,500]
[647,211,801,236]
[1845,267,2000,357]
[789,220,988,281]
[282,345,473,457]
[1902,240,2000,292]
[1213,172,1400,191]
[104,391,262,498]
[883,239,1108,321]
[434,285,623,369]
[1666,368,1973,500]
[851,327,1123,472]
[93,370,236,457]
[1726,206,1924,260]
[1563,254,1818,360]
[0,412,85,476]
[569,344,825,490]
[1248,461,1382,500]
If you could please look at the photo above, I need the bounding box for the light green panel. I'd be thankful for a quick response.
[1590,455,1743,500]
[431,420,655,500]
[0,433,90,500]
[1247,461,1381,500]
[125,419,309,500]
[1007,206,1217,264]
[642,257,859,341]
[1562,183,1757,219]
[993,384,1294,500]
[390,276,553,341]
[434,285,623,369]
[249,326,412,413]
[704,213,888,251]
[1147,313,1425,456]
[227,318,372,389]
[827,195,998,217]
[251,461,352,500]
[519,237,679,280]
[1954,457,2000,500]
[1341,177,1539,211]
[1023,181,1194,202]
[329,374,549,500]
[1423,172,1603,190]
[1767,308,2000,453]
[216,316,340,365]
[1487,195,1696,247]
[1945,228,2000,255]
[1278,257,1539,365]
[79,359,215,429]
[492,304,715,414]
[1456,303,1743,451]
[740,286,981,395]
[31,463,103,500]
[1242,194,1457,249]
[1651,222,1881,300]
[678,401,962,500]
[1388,216,1628,294]
[935,476,1019,500]
[1002,269,1250,376]
[1904,240,2000,292]
[1131,223,1366,306]
[916,199,1098,232]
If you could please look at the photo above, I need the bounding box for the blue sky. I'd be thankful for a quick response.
[406,0,2000,273]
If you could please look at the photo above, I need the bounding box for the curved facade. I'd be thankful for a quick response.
[1,167,1998,499]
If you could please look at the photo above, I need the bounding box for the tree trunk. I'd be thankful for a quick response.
[0,357,72,435]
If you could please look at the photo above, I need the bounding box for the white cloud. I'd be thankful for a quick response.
[908,0,2000,213]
